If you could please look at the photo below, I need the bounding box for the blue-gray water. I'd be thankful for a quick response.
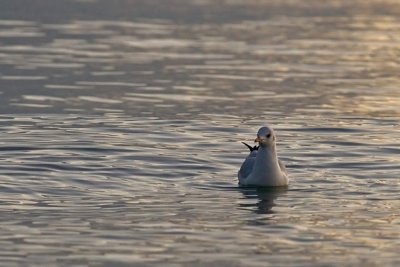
[1,1,399,266]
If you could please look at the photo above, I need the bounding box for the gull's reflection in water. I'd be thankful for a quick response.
[239,187,287,214]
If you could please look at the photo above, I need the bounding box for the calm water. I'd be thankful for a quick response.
[0,0,399,266]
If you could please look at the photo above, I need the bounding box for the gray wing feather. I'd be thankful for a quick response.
[238,151,257,184]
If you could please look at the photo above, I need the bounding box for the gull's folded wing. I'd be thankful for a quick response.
[238,151,257,184]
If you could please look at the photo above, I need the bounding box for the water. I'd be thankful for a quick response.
[1,0,399,266]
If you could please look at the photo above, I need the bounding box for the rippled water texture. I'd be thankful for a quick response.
[0,0,399,266]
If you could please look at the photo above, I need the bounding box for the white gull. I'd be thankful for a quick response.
[238,126,288,187]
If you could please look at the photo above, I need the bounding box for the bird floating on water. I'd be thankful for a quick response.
[238,126,288,187]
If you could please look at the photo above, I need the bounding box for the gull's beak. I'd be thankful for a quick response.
[254,135,261,143]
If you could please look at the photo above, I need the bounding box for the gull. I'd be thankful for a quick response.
[238,126,288,187]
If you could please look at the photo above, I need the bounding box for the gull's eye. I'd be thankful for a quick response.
[266,133,271,138]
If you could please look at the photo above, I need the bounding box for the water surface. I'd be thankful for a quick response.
[0,0,399,266]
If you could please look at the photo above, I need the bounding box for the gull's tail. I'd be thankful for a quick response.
[242,142,259,152]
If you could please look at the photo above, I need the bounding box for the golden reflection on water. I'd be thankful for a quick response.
[329,92,400,116]
[1,0,400,266]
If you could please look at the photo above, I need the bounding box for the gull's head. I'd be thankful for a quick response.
[255,126,276,147]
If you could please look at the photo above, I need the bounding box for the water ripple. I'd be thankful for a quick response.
[1,1,400,266]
